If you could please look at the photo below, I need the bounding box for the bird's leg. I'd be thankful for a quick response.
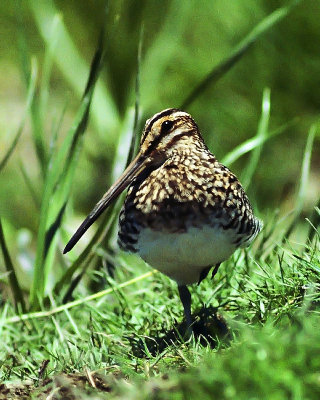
[178,285,193,329]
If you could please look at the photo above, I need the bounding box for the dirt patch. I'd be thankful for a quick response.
[0,370,117,399]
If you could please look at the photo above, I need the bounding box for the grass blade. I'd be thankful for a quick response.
[38,14,61,129]
[6,271,156,324]
[30,96,91,307]
[44,203,67,257]
[0,60,37,171]
[181,0,301,109]
[28,1,120,142]
[126,24,144,168]
[284,124,316,239]
[0,220,26,312]
[307,200,320,243]
[241,88,271,189]
[141,1,194,107]
[19,160,40,208]
[54,208,114,298]
[295,126,316,216]
[16,4,47,176]
[221,119,296,167]
[55,27,148,302]
[58,109,134,299]
[30,39,105,308]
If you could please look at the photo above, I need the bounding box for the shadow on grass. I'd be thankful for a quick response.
[128,306,231,357]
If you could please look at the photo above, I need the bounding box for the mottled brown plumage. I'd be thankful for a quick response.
[119,156,259,247]
[64,108,262,329]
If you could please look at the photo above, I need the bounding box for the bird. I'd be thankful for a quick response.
[64,108,262,329]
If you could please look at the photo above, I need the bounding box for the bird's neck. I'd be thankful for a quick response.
[169,137,215,163]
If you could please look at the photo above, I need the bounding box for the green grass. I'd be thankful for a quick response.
[0,226,319,398]
[1,0,320,398]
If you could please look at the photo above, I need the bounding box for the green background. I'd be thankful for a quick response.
[1,0,319,234]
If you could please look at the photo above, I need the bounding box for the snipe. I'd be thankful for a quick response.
[64,109,262,328]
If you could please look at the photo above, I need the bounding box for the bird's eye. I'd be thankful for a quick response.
[161,120,174,134]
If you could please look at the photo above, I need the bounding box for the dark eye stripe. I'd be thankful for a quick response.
[140,108,180,145]
[146,129,193,157]
[144,131,167,155]
[164,130,194,148]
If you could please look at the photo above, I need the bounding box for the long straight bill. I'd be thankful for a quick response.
[63,153,149,254]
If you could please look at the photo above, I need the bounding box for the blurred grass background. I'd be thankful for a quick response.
[0,0,319,294]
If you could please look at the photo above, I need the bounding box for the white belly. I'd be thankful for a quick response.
[137,225,238,285]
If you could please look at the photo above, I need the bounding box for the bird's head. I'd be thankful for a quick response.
[64,108,204,253]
